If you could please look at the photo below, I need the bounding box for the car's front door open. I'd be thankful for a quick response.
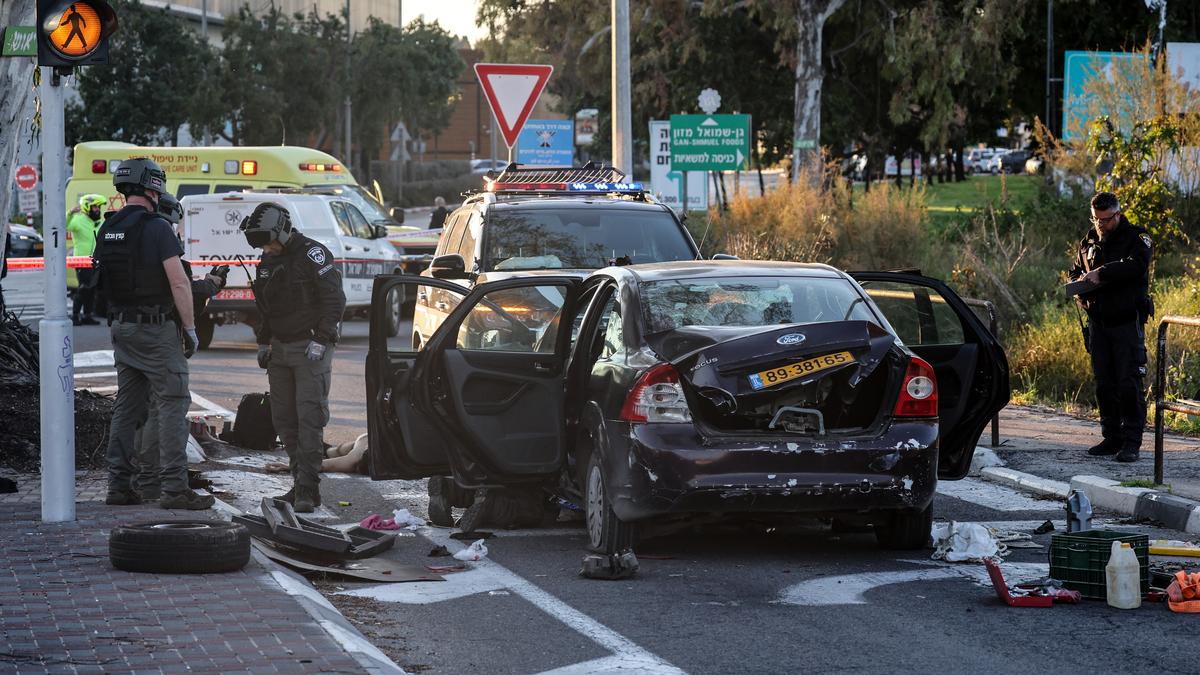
[366,275,469,480]
[852,272,1010,479]
[421,277,581,487]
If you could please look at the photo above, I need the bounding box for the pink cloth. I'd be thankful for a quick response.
[359,514,402,531]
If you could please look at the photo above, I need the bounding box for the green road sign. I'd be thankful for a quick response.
[670,114,751,172]
[2,26,37,57]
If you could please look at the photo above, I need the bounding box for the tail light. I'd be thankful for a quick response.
[893,356,938,418]
[620,363,692,423]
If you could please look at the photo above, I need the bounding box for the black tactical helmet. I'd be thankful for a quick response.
[113,157,167,197]
[157,193,184,224]
[239,202,293,248]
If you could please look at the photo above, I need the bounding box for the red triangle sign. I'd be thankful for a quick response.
[474,63,554,149]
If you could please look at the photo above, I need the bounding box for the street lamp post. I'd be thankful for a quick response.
[611,0,632,173]
[345,0,353,173]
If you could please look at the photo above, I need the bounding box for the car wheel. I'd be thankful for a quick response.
[873,504,933,550]
[196,314,215,350]
[427,476,455,527]
[385,287,402,337]
[109,521,250,574]
[585,453,636,554]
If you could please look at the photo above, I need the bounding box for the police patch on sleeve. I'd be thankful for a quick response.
[307,247,327,265]
[1141,234,1152,248]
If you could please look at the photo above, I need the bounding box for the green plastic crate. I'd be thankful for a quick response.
[1049,530,1149,600]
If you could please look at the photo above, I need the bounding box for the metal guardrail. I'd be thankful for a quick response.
[1153,315,1200,485]
[963,297,1002,447]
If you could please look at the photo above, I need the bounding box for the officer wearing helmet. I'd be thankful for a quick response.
[131,193,230,500]
[241,202,346,513]
[68,193,107,325]
[93,157,213,510]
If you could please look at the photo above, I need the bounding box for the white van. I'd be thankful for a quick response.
[182,190,403,349]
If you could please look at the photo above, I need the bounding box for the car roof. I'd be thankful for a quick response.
[595,260,850,284]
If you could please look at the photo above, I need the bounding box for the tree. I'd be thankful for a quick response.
[1,0,35,222]
[66,0,221,146]
[745,0,848,183]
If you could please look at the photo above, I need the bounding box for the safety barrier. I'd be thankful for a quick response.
[1153,315,1200,485]
[964,297,1002,447]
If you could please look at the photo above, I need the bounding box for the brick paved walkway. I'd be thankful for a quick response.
[0,502,364,673]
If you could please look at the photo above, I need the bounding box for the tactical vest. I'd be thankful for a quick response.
[94,210,174,309]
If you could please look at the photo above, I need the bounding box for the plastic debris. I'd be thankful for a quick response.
[338,501,351,507]
[393,509,427,529]
[931,522,1001,562]
[1033,520,1055,535]
[453,539,489,562]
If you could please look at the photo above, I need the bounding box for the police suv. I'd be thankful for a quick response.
[182,190,404,349]
[410,164,707,350]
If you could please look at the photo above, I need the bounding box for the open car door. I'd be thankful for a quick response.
[851,272,1010,479]
[366,276,470,480]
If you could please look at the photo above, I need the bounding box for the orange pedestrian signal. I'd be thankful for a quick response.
[37,0,117,67]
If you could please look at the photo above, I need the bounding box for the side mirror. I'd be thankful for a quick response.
[712,253,739,261]
[389,207,405,224]
[372,224,388,240]
[430,253,470,279]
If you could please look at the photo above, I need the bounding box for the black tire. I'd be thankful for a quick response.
[110,521,250,574]
[585,453,636,554]
[873,504,933,550]
[196,314,215,350]
[386,287,402,338]
[427,476,455,527]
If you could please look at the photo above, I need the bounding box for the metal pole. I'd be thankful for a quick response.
[1155,320,1168,486]
[1045,0,1053,135]
[344,0,353,173]
[39,67,75,523]
[611,0,632,172]
[491,111,498,166]
[201,0,207,38]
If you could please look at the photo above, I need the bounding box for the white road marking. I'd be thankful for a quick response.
[73,350,114,368]
[776,560,1049,606]
[340,568,506,604]
[342,527,682,674]
[73,370,117,380]
[937,477,1063,512]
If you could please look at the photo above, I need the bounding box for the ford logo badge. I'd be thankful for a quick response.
[777,333,806,346]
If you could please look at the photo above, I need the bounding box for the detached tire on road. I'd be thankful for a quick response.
[110,521,250,574]
[873,505,933,550]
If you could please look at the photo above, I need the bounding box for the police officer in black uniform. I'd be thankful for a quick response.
[94,158,213,509]
[1069,192,1153,463]
[132,194,229,500]
[241,202,346,513]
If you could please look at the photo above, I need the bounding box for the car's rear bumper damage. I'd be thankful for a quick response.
[605,421,939,522]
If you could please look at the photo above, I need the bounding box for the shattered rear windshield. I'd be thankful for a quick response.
[640,276,879,334]
[483,208,694,271]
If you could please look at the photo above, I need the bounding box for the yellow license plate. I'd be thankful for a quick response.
[748,351,854,390]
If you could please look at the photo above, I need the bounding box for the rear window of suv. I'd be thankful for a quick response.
[483,208,694,271]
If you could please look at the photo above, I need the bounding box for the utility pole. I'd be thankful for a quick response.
[39,67,74,523]
[201,0,211,145]
[1045,0,1053,137]
[611,0,632,173]
[344,0,353,173]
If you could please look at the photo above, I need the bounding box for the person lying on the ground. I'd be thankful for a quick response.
[266,433,367,474]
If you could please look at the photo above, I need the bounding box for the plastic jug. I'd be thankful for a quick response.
[1105,541,1141,609]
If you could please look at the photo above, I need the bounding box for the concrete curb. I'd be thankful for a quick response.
[979,467,1071,500]
[979,468,1200,535]
[209,495,406,674]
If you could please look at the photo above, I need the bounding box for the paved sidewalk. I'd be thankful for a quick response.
[991,404,1200,499]
[0,498,366,673]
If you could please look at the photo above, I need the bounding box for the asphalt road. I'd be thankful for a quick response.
[15,278,1199,674]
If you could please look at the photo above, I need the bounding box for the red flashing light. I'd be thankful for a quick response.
[241,161,258,176]
[91,160,107,174]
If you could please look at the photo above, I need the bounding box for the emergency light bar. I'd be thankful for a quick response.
[486,181,645,194]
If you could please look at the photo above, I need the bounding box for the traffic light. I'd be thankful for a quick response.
[36,0,117,68]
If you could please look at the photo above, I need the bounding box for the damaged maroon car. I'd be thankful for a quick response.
[365,261,1009,553]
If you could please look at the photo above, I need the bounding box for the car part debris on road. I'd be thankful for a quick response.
[233,498,396,559]
[580,551,639,580]
[109,520,250,574]
[1033,520,1056,535]
[252,540,441,583]
[453,539,489,562]
[984,559,1081,607]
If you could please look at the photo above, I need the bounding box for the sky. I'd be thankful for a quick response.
[404,0,487,44]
